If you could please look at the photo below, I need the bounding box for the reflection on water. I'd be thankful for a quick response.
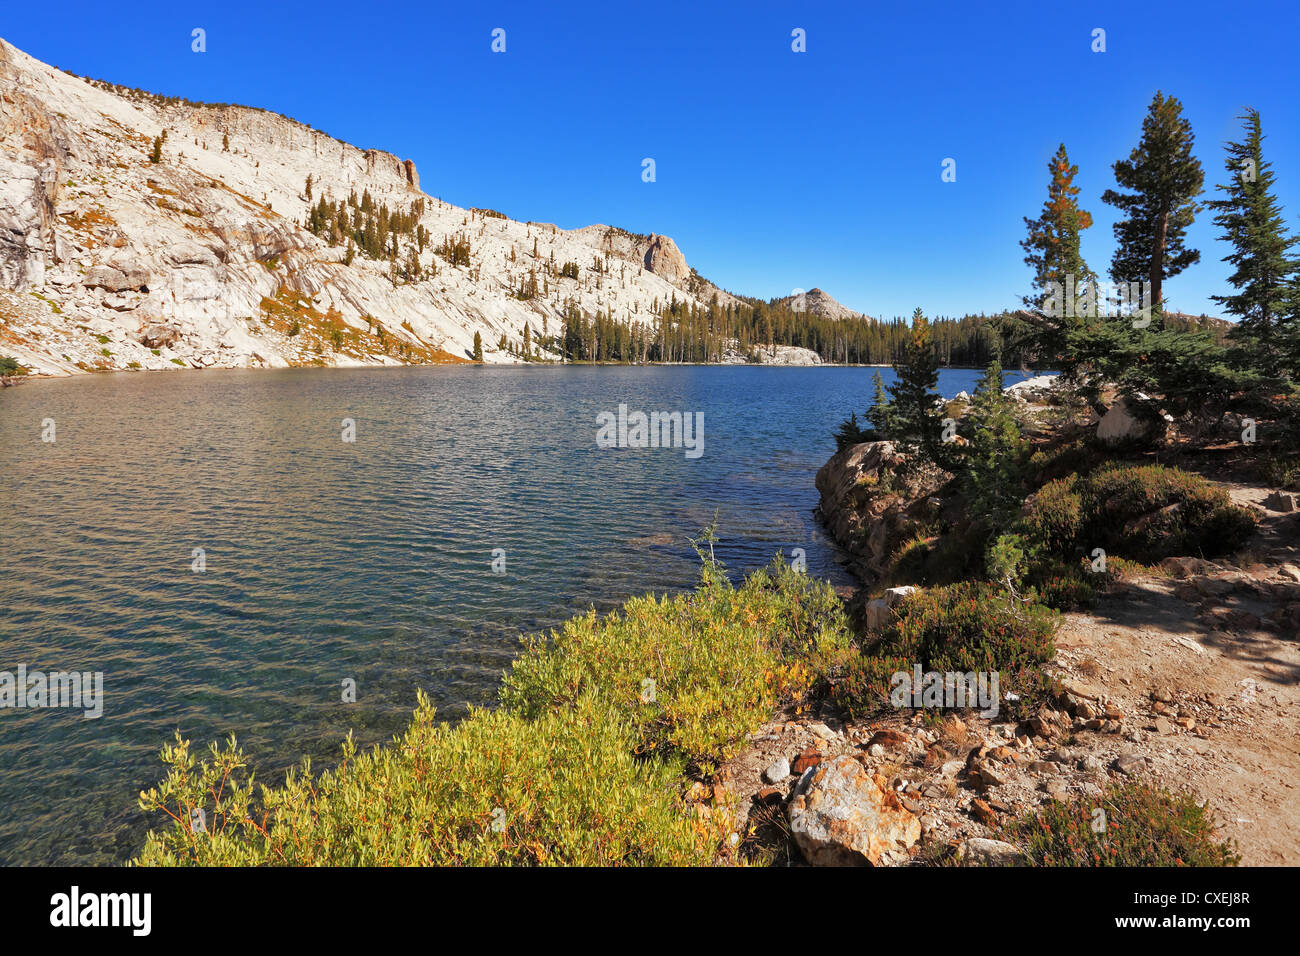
[0,364,990,864]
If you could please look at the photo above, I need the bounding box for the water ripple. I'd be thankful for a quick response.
[0,364,987,864]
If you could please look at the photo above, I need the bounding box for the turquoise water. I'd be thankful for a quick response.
[0,364,997,864]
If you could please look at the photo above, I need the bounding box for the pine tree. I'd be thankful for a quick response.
[1011,144,1094,374]
[832,412,868,452]
[1059,92,1245,420]
[1102,91,1204,316]
[1205,108,1298,378]
[834,370,896,451]
[1022,144,1095,300]
[866,370,895,437]
[887,309,950,470]
[965,358,1025,529]
[472,331,484,362]
[149,136,162,163]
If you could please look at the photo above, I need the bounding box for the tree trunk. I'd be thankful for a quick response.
[1150,207,1168,316]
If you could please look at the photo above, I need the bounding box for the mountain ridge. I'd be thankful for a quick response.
[0,37,831,375]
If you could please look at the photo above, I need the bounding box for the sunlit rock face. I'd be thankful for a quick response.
[0,37,739,375]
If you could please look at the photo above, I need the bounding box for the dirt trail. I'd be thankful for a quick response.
[720,478,1299,866]
[1052,483,1300,864]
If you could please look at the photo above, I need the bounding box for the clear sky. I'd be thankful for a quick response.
[4,0,1298,320]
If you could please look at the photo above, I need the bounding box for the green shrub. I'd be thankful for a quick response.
[135,692,728,866]
[831,582,1058,720]
[502,557,852,770]
[1026,559,1108,610]
[133,555,851,866]
[0,356,26,376]
[1023,465,1255,563]
[832,411,875,452]
[1022,474,1083,555]
[999,781,1240,866]
[1085,465,1255,559]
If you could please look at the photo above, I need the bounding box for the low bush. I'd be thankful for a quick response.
[133,555,853,866]
[999,781,1240,866]
[134,693,729,866]
[502,557,852,771]
[1024,557,1113,611]
[1022,464,1256,563]
[830,582,1058,721]
[1021,474,1084,555]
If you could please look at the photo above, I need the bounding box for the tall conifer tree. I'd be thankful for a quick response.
[1205,108,1298,378]
[888,309,950,470]
[1011,144,1095,374]
[1102,91,1204,315]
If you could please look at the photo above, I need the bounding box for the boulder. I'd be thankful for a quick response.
[85,257,151,293]
[101,293,138,312]
[1160,556,1217,578]
[884,586,918,606]
[1113,753,1148,776]
[955,838,1026,866]
[744,344,823,366]
[84,266,129,291]
[1003,374,1059,403]
[864,598,892,630]
[864,586,918,630]
[866,729,910,750]
[791,747,822,775]
[762,757,791,784]
[787,756,921,866]
[1097,395,1166,446]
[815,440,942,581]
[1263,491,1298,513]
[165,242,221,268]
[138,323,181,349]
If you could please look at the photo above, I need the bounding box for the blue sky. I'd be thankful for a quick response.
[4,0,1298,320]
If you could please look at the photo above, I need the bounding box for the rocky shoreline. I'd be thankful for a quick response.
[698,378,1300,867]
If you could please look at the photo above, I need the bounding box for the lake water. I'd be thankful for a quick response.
[0,364,998,865]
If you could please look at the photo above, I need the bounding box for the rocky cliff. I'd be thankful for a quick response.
[0,37,740,375]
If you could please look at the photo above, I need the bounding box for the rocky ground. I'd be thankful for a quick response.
[697,496,1298,866]
[698,380,1299,867]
